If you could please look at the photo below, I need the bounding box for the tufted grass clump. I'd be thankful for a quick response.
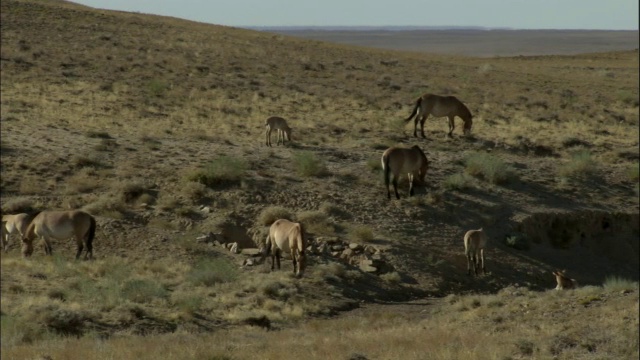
[258,206,294,226]
[187,156,248,188]
[464,153,514,185]
[443,172,474,190]
[557,150,597,180]
[293,151,329,177]
[186,257,238,286]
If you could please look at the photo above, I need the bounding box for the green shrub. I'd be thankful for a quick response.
[443,173,473,190]
[187,257,238,286]
[121,279,169,303]
[293,151,328,177]
[465,153,514,185]
[187,156,248,188]
[348,224,374,242]
[504,232,530,250]
[557,150,597,179]
[603,276,638,292]
[297,210,334,235]
[258,206,293,226]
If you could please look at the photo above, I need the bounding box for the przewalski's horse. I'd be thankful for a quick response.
[265,219,306,277]
[22,210,96,260]
[404,93,473,138]
[381,145,429,199]
[2,213,33,253]
[553,270,578,290]
[265,116,292,147]
[464,228,487,276]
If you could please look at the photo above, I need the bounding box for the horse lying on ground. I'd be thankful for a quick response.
[265,219,306,277]
[381,145,429,199]
[2,213,33,253]
[464,228,487,276]
[404,93,473,138]
[553,270,578,290]
[265,116,292,147]
[22,210,96,260]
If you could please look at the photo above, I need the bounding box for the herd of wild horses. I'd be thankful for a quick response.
[2,93,573,288]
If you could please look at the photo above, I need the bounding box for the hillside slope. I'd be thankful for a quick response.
[1,0,639,336]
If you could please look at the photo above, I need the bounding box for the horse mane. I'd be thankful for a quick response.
[411,145,427,160]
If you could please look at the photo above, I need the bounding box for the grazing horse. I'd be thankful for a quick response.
[404,93,473,138]
[553,270,578,290]
[265,219,306,277]
[22,210,96,260]
[381,145,429,199]
[2,213,33,253]
[464,228,487,276]
[265,116,292,147]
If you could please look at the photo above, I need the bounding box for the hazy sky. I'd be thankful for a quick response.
[71,0,638,30]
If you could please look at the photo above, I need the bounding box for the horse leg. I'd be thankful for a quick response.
[292,251,297,274]
[413,117,419,137]
[466,254,473,276]
[392,177,400,199]
[420,115,428,138]
[408,173,415,197]
[275,249,281,270]
[480,248,485,275]
[266,128,272,147]
[42,237,53,255]
[447,116,455,137]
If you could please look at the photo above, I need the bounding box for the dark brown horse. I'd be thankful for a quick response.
[381,145,429,199]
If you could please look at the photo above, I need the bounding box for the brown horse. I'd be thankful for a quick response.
[22,210,96,260]
[265,219,306,277]
[381,145,429,199]
[464,228,487,276]
[404,93,473,138]
[2,213,33,253]
[265,116,292,147]
[553,270,578,290]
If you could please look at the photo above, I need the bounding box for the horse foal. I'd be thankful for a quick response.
[404,93,473,138]
[381,145,429,199]
[265,116,292,147]
[265,219,306,277]
[2,213,32,253]
[553,270,578,290]
[22,210,96,260]
[464,228,487,276]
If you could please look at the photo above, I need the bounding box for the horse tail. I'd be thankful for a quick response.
[404,97,422,123]
[87,215,96,250]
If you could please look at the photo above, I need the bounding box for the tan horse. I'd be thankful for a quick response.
[265,219,306,277]
[404,93,473,138]
[22,210,96,260]
[2,213,33,253]
[381,145,429,199]
[265,116,292,147]
[553,270,578,290]
[464,228,487,276]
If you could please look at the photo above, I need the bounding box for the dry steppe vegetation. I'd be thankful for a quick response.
[1,0,638,359]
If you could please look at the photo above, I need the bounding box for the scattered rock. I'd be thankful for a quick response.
[241,248,262,256]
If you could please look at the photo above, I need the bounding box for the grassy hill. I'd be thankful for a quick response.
[1,0,638,358]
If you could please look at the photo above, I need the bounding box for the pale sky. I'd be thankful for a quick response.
[70,0,638,30]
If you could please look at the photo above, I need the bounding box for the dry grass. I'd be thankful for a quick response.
[0,0,638,358]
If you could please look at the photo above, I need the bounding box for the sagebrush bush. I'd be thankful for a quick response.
[464,153,514,185]
[121,279,169,303]
[557,150,597,179]
[348,224,374,242]
[187,156,248,188]
[293,151,328,177]
[443,173,473,190]
[296,210,334,235]
[187,257,238,286]
[603,276,638,292]
[258,206,293,226]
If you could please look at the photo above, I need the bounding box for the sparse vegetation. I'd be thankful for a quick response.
[464,152,515,185]
[292,151,328,177]
[187,156,248,188]
[1,1,638,358]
